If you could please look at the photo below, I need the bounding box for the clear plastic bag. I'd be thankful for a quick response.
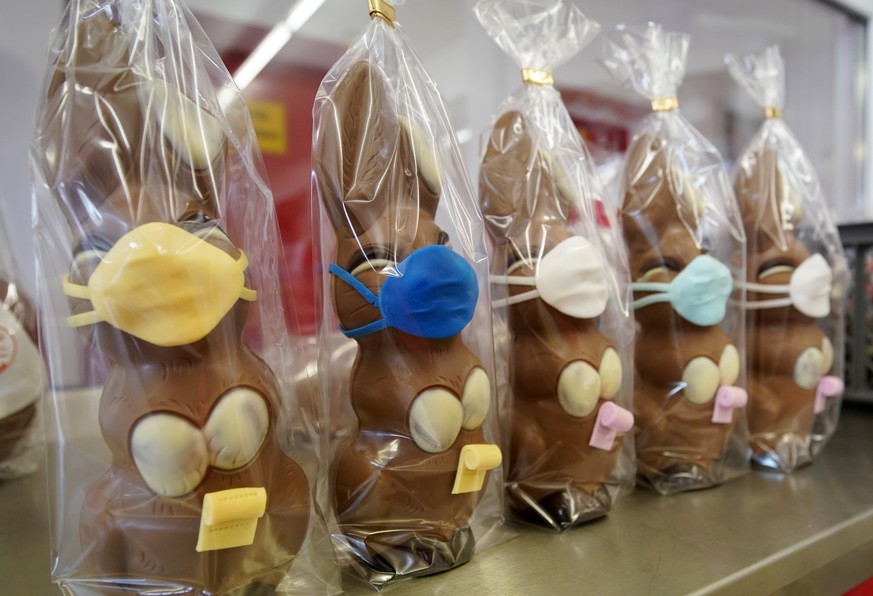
[0,198,44,480]
[474,0,636,530]
[312,0,507,588]
[30,1,335,593]
[726,46,849,473]
[601,23,750,494]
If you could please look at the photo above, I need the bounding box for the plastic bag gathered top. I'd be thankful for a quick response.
[30,1,326,593]
[727,46,849,473]
[0,199,44,480]
[313,1,505,588]
[602,23,749,494]
[475,0,636,530]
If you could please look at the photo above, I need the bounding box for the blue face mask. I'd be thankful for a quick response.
[329,244,479,339]
[631,254,733,326]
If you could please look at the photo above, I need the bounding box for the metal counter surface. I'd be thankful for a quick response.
[2,408,872,595]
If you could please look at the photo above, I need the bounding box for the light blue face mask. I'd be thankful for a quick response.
[631,254,733,326]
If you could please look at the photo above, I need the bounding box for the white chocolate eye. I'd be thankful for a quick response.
[409,388,463,453]
[821,336,834,375]
[461,367,490,430]
[795,347,824,390]
[599,348,622,400]
[204,388,270,470]
[719,344,740,386]
[682,357,720,404]
[558,360,601,417]
[131,414,209,498]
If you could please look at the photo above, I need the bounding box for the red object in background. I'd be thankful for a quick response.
[221,51,335,336]
[846,577,873,595]
[559,86,648,162]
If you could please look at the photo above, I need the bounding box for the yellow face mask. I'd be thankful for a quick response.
[63,222,257,347]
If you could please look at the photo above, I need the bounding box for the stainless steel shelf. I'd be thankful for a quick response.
[3,408,873,595]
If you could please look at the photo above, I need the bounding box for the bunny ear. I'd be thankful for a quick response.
[38,10,139,233]
[738,145,799,250]
[479,110,535,238]
[314,60,400,235]
[622,130,664,214]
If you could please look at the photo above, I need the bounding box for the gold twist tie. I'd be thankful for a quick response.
[522,68,554,86]
[368,0,396,25]
[651,97,679,112]
[764,106,782,119]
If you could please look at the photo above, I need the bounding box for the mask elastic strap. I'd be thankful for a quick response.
[492,289,540,309]
[328,263,389,338]
[329,264,380,305]
[735,280,790,294]
[490,275,536,287]
[739,297,793,310]
[67,310,103,328]
[490,274,539,308]
[632,292,671,311]
[62,274,104,328]
[62,274,91,300]
[630,281,671,310]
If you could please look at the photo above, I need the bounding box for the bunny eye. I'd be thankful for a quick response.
[638,257,682,280]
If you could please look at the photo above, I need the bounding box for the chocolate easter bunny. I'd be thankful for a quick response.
[736,148,833,470]
[622,130,746,491]
[34,4,310,592]
[728,46,847,472]
[603,23,749,493]
[480,109,633,528]
[314,56,501,580]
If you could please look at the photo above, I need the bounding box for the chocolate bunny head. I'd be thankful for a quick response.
[315,61,450,335]
[480,108,613,357]
[39,9,249,364]
[480,110,575,254]
[622,130,715,332]
[735,145,815,325]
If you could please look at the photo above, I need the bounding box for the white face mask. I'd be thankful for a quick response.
[739,253,832,318]
[491,236,609,319]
